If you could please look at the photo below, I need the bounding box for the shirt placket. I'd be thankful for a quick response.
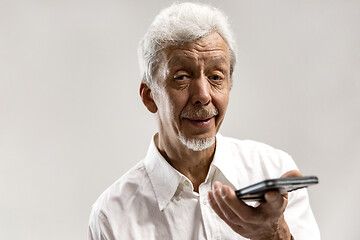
[198,166,222,240]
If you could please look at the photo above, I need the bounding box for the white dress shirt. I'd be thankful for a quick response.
[88,134,320,240]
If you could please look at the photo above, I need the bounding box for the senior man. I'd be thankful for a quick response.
[88,2,320,240]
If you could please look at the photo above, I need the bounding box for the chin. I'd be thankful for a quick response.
[178,134,215,152]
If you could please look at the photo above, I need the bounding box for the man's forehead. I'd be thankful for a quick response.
[163,34,230,65]
[165,53,229,67]
[167,33,227,52]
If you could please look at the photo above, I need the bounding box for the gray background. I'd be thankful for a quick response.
[1,0,359,239]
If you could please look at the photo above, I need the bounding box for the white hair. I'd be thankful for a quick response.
[138,2,237,89]
[178,134,215,152]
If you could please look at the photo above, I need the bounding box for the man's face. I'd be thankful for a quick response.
[152,32,231,151]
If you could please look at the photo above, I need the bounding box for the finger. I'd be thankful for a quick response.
[263,190,287,214]
[208,190,245,233]
[278,170,301,201]
[212,182,243,224]
[208,190,233,222]
[214,182,258,224]
[264,190,284,207]
[280,170,302,178]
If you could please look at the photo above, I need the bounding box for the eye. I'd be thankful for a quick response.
[208,74,223,81]
[174,75,188,81]
[174,71,191,81]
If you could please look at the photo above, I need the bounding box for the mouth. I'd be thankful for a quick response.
[187,116,213,121]
[180,106,219,128]
[184,116,215,127]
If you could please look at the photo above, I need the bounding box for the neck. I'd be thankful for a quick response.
[154,133,215,192]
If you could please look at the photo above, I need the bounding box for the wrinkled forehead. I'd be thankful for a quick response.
[164,53,230,73]
[160,32,230,67]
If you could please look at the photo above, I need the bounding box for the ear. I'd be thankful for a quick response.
[139,82,158,113]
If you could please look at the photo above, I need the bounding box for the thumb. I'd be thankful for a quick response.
[264,190,287,212]
[280,170,302,178]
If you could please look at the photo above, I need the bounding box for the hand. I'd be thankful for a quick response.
[207,170,301,240]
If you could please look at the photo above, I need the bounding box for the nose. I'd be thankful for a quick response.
[189,75,211,106]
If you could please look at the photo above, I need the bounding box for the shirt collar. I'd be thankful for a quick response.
[144,135,183,211]
[144,133,240,211]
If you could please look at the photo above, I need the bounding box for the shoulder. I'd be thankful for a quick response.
[89,160,159,239]
[218,135,298,178]
[221,135,292,157]
[90,160,153,218]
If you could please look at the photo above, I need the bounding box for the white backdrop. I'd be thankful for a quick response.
[1,0,359,239]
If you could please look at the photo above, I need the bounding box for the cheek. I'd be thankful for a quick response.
[214,96,229,128]
[168,91,189,112]
[214,92,230,113]
[157,94,185,123]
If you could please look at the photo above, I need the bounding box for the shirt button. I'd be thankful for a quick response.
[176,195,182,201]
[202,198,208,205]
[184,181,190,187]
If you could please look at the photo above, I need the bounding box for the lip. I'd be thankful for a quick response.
[187,116,213,121]
[184,116,214,127]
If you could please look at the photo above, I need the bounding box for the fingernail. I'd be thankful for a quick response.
[213,181,220,191]
[221,186,227,198]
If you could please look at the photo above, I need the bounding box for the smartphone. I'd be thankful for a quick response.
[235,176,318,201]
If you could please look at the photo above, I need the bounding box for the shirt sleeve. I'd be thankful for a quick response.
[276,150,320,239]
[285,188,321,240]
[277,150,321,240]
[88,205,115,240]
